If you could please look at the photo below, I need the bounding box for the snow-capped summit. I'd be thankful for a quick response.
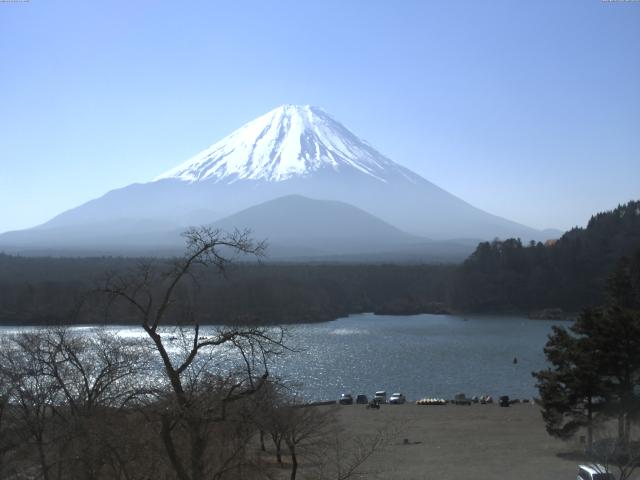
[156,104,417,184]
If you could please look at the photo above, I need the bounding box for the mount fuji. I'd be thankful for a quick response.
[0,104,557,257]
[155,104,421,184]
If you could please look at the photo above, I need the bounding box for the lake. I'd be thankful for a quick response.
[274,313,561,402]
[0,313,564,402]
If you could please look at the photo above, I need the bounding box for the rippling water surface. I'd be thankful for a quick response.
[274,313,561,401]
[0,313,564,401]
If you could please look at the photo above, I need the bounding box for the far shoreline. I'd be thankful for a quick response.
[0,310,575,329]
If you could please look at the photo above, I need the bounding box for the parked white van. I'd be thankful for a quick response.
[373,391,386,404]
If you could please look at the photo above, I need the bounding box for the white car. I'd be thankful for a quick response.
[388,392,406,404]
[577,464,615,480]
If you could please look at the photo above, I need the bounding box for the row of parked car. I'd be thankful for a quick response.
[338,392,527,406]
[338,391,406,405]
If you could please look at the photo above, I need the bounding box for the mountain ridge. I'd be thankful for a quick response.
[0,104,560,254]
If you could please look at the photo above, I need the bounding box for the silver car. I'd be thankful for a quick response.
[388,392,406,404]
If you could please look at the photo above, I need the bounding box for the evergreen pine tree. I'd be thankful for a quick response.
[534,253,640,450]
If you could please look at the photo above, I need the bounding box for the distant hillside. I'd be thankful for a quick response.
[0,194,476,261]
[453,200,640,312]
[211,194,417,255]
[0,200,637,325]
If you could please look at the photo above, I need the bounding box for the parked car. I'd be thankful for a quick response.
[388,392,406,404]
[577,464,615,480]
[355,394,368,404]
[339,393,353,405]
[453,393,472,405]
[374,391,387,404]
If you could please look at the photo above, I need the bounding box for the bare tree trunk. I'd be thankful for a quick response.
[190,422,206,480]
[0,398,5,477]
[618,414,623,443]
[37,437,50,480]
[587,395,593,451]
[288,443,297,480]
[624,413,631,446]
[271,435,282,465]
[161,414,190,480]
[260,430,266,452]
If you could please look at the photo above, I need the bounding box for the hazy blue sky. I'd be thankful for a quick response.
[1,0,638,233]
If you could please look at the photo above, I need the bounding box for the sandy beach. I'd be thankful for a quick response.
[326,402,592,480]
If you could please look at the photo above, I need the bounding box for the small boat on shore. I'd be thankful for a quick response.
[416,397,447,405]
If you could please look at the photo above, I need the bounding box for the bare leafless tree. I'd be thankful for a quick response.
[246,379,290,465]
[0,333,61,480]
[588,425,640,480]
[0,366,19,478]
[101,226,289,480]
[45,329,153,480]
[311,426,391,480]
[0,328,157,480]
[254,391,391,480]
[282,404,335,480]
